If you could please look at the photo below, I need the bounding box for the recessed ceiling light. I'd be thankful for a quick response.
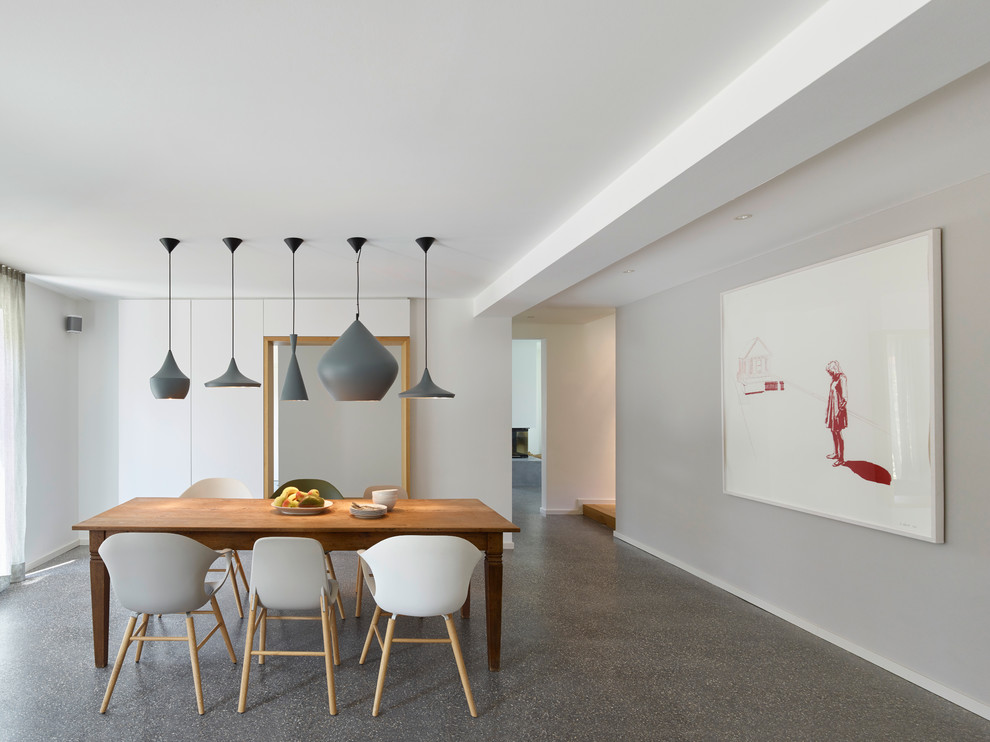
[622,269,636,274]
[734,213,752,221]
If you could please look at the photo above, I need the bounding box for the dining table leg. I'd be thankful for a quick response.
[88,530,110,668]
[484,533,504,671]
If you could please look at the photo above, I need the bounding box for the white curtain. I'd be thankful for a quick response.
[0,265,26,592]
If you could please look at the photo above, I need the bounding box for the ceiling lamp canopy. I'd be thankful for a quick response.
[149,237,191,400]
[317,238,398,401]
[400,237,454,399]
[280,237,308,401]
[205,237,261,388]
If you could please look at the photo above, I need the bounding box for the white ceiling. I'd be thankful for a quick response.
[2,1,990,320]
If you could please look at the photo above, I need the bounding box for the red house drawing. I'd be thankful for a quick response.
[737,338,785,395]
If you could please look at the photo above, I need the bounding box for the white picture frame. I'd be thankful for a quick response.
[721,230,943,542]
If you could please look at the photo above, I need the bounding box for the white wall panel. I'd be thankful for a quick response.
[77,300,119,520]
[118,299,191,500]
[190,299,264,495]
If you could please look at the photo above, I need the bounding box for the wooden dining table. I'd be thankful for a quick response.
[72,497,520,671]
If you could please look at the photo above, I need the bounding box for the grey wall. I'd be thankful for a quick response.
[616,173,990,710]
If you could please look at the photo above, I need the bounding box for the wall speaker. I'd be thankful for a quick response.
[65,315,83,333]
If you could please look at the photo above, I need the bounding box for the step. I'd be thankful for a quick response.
[582,503,615,530]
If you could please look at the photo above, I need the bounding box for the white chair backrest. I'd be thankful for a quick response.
[250,537,333,611]
[98,532,220,615]
[360,535,482,617]
[180,477,253,499]
[363,485,408,499]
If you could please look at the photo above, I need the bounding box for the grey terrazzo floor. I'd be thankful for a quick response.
[2,486,990,741]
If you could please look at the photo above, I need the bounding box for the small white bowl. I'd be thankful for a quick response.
[371,488,399,511]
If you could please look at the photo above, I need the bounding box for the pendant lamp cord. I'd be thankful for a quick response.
[230,250,235,357]
[423,246,429,367]
[291,248,296,334]
[355,246,362,321]
[167,248,173,352]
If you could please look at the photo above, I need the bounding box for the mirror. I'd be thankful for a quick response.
[263,335,409,498]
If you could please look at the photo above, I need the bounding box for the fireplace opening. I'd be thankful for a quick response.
[512,428,529,458]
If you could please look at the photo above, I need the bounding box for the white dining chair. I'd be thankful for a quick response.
[98,532,238,715]
[358,535,483,717]
[179,477,253,618]
[272,478,348,620]
[354,485,409,618]
[238,537,341,716]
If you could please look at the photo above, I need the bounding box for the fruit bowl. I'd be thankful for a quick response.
[272,500,333,516]
[271,486,331,514]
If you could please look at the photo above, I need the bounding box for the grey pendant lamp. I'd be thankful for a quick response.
[400,237,454,399]
[149,237,191,399]
[317,237,398,401]
[280,237,308,401]
[205,237,261,388]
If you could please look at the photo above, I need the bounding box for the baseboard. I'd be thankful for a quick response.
[613,530,990,722]
[26,538,88,572]
[543,499,615,517]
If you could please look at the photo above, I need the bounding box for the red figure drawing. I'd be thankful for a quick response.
[825,360,848,466]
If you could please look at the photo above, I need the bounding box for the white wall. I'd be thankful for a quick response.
[408,299,513,528]
[514,315,616,513]
[118,299,192,501]
[511,339,542,455]
[24,283,81,566]
[615,173,990,714]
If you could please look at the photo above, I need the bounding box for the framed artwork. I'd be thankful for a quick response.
[721,230,943,542]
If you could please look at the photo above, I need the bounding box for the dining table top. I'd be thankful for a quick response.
[73,496,520,537]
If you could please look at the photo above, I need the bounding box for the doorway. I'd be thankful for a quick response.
[511,338,546,514]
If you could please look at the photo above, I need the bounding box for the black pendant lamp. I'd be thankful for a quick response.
[400,237,454,399]
[149,237,191,399]
[280,237,308,401]
[205,237,261,388]
[317,237,398,400]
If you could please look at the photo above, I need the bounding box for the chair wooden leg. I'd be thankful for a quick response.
[330,600,340,666]
[372,616,397,716]
[100,615,137,713]
[320,594,338,715]
[237,595,258,713]
[324,553,346,619]
[445,614,478,717]
[133,613,150,663]
[360,605,382,664]
[211,594,237,663]
[233,550,248,587]
[258,607,267,664]
[355,562,363,617]
[228,555,245,619]
[186,614,205,715]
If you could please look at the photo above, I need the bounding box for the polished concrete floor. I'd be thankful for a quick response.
[2,487,989,741]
